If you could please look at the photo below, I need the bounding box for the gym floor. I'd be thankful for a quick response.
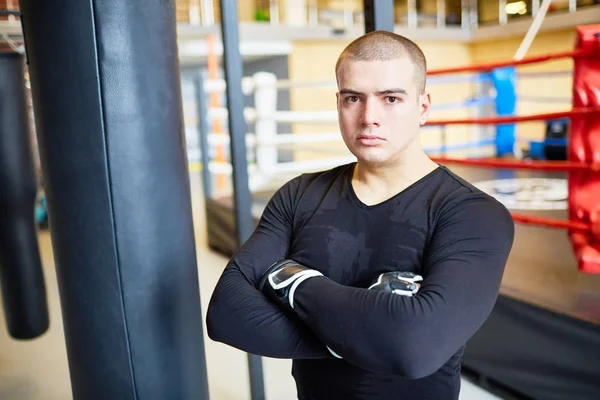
[0,174,500,400]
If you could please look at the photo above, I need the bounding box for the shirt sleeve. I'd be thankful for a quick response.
[206,176,329,359]
[290,194,515,378]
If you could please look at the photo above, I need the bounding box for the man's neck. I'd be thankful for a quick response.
[351,146,439,205]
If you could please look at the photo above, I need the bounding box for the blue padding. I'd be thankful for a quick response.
[491,67,516,157]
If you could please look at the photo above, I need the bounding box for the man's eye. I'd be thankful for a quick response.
[386,96,400,103]
[347,96,359,103]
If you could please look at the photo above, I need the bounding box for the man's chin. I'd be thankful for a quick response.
[355,153,391,166]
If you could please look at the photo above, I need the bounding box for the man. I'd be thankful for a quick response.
[206,30,514,400]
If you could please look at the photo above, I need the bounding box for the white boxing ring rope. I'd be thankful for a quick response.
[206,132,343,146]
[207,108,340,124]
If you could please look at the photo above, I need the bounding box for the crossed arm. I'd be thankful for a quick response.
[206,178,330,359]
[206,180,515,378]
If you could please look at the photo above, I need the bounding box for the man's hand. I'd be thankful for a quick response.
[368,271,423,297]
[258,259,323,313]
[258,260,345,359]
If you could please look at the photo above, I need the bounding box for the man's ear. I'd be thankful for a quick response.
[419,92,431,126]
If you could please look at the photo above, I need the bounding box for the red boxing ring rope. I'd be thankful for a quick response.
[510,212,592,233]
[427,48,596,76]
[426,107,600,126]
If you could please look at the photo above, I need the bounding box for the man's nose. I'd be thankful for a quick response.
[359,97,380,127]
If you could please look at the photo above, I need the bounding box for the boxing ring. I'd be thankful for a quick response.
[184,24,600,400]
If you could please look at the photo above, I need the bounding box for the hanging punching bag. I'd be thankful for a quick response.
[19,0,209,398]
[0,51,49,340]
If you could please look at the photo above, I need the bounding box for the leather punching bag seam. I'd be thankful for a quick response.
[90,1,139,398]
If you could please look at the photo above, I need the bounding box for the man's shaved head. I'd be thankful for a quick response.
[335,30,427,94]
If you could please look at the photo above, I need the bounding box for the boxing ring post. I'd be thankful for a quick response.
[19,0,209,398]
[218,0,266,399]
[253,72,279,182]
[568,25,600,274]
[491,67,517,156]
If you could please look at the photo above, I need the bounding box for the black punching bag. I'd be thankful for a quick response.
[0,51,49,340]
[19,0,209,399]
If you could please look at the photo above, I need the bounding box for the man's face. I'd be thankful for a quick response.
[336,58,430,166]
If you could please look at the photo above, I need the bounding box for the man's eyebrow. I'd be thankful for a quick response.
[339,89,363,95]
[339,88,408,96]
[376,88,408,95]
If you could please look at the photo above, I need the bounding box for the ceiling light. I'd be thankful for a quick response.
[506,1,528,15]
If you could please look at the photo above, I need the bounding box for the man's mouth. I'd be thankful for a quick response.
[357,135,385,145]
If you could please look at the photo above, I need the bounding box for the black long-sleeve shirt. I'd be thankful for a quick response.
[207,163,514,400]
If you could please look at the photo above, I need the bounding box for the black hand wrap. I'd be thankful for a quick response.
[258,259,323,313]
[368,271,423,297]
